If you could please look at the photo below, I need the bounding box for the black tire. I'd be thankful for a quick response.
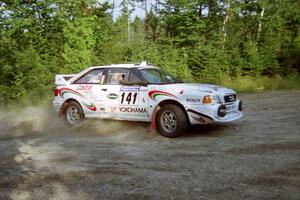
[156,104,187,138]
[63,101,84,126]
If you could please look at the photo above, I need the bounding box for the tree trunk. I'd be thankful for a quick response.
[127,0,131,45]
[142,0,147,46]
[257,7,265,44]
[222,1,230,50]
[112,0,115,18]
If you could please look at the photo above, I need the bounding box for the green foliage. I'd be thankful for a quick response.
[62,16,96,73]
[220,74,300,92]
[0,0,299,105]
[130,43,193,81]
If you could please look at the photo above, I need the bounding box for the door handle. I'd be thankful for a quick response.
[101,88,107,91]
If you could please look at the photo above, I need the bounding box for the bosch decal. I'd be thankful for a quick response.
[186,98,201,103]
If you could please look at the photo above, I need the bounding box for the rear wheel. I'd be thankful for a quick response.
[64,101,84,126]
[156,104,187,138]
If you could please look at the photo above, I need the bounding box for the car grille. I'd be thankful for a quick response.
[224,94,236,103]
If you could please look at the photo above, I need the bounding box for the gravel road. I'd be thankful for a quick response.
[0,90,299,200]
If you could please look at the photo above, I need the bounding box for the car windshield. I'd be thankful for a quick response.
[138,68,180,84]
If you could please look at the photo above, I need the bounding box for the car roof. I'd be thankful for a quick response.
[68,62,159,83]
[90,63,158,69]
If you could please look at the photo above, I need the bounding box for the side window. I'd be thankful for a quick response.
[105,68,140,85]
[140,69,161,83]
[74,69,105,84]
[128,71,141,82]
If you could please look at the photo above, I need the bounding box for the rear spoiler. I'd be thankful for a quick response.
[55,74,77,86]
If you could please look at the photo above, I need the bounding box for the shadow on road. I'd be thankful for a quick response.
[183,123,234,138]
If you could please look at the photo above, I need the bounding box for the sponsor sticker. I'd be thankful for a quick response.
[120,86,140,92]
[96,104,106,112]
[119,107,146,113]
[77,85,92,91]
[107,93,118,100]
[186,98,201,103]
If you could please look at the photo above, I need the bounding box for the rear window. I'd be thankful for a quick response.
[74,69,105,84]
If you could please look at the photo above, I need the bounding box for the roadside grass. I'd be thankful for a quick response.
[219,74,300,92]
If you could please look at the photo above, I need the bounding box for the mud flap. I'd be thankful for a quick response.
[150,106,160,130]
[59,102,69,118]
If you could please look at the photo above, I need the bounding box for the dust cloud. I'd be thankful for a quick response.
[0,106,60,139]
[0,106,152,140]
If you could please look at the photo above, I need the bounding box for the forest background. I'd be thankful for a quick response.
[0,0,299,105]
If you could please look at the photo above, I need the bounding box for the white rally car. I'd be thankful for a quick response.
[53,62,243,137]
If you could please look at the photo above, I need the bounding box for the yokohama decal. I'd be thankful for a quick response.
[119,107,146,113]
[148,90,177,101]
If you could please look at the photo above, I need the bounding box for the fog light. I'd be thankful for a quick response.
[238,100,243,111]
[218,105,226,117]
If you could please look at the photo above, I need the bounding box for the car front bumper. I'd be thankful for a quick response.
[186,100,243,125]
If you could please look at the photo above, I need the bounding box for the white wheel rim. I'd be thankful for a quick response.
[66,106,80,125]
[160,110,177,133]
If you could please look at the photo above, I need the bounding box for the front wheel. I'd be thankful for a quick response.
[64,101,84,126]
[156,104,187,138]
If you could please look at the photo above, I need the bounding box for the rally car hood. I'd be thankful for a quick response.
[152,83,236,95]
[179,83,235,94]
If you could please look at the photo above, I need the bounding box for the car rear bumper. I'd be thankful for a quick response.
[53,99,63,113]
[187,100,243,125]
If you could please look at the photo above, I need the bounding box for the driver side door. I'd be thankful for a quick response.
[102,68,149,121]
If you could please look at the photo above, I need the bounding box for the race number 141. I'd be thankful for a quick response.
[120,92,138,105]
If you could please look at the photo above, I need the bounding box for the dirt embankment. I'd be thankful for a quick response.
[0,90,299,200]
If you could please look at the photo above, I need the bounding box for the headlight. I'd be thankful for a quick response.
[203,95,220,105]
[202,95,212,104]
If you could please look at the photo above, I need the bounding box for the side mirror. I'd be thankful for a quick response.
[136,81,148,87]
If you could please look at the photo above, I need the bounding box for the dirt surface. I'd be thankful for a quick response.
[0,91,299,200]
